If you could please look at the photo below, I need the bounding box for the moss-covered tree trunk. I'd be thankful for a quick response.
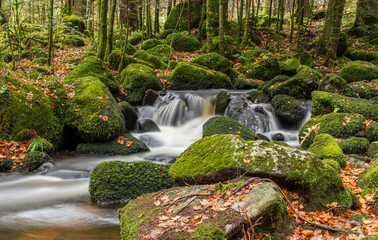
[105,0,117,61]
[240,0,251,51]
[97,0,109,60]
[316,0,345,61]
[187,0,191,35]
[206,0,213,53]
[167,0,172,17]
[146,1,152,38]
[154,0,160,34]
[350,0,378,40]
[218,0,225,55]
[47,0,54,66]
[120,0,138,30]
[237,0,244,44]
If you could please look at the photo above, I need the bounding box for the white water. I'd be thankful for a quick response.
[0,90,311,239]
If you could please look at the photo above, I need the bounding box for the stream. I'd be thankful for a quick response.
[0,90,311,240]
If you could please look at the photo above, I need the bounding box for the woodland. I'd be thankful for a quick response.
[0,0,377,239]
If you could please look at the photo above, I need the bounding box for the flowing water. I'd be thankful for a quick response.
[0,90,311,240]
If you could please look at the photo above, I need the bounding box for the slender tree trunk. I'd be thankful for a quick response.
[237,0,244,44]
[206,0,213,53]
[350,0,378,38]
[97,0,109,60]
[106,0,117,60]
[255,0,260,27]
[167,0,172,17]
[67,0,72,15]
[268,0,273,27]
[154,0,159,34]
[187,0,191,35]
[197,0,206,40]
[119,0,130,72]
[146,1,152,38]
[219,0,224,55]
[289,0,295,42]
[48,0,54,66]
[138,0,143,31]
[240,0,250,51]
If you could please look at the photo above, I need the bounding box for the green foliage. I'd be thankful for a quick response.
[108,51,151,71]
[28,72,43,80]
[366,122,378,143]
[338,137,370,154]
[133,50,168,69]
[63,34,85,47]
[23,151,51,172]
[233,77,262,89]
[166,33,202,52]
[0,157,14,172]
[168,60,178,70]
[339,61,378,83]
[32,57,48,65]
[61,15,86,34]
[27,136,54,154]
[308,134,346,167]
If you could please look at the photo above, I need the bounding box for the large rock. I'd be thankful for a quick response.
[108,51,149,71]
[63,76,125,142]
[166,33,202,52]
[271,94,307,126]
[119,181,287,240]
[245,53,281,81]
[89,161,176,205]
[141,39,166,50]
[61,15,86,33]
[339,61,378,83]
[366,121,378,142]
[318,74,356,97]
[280,58,300,76]
[118,101,138,130]
[164,1,202,31]
[169,135,357,207]
[308,134,346,167]
[133,50,168,70]
[358,161,378,191]
[146,44,175,63]
[311,91,378,121]
[191,52,230,73]
[349,80,378,99]
[338,137,370,155]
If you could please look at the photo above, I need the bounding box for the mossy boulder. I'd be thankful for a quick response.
[166,33,202,52]
[133,50,168,69]
[63,34,85,47]
[0,76,63,145]
[366,122,378,142]
[168,60,178,70]
[164,1,202,31]
[62,76,125,142]
[65,56,119,94]
[339,61,378,83]
[77,133,149,155]
[89,161,176,205]
[62,15,86,33]
[338,137,370,155]
[0,157,13,172]
[108,51,151,71]
[346,50,378,64]
[118,101,138,130]
[169,63,233,90]
[129,32,143,45]
[20,47,47,60]
[311,91,378,121]
[120,64,162,105]
[141,39,166,50]
[358,161,378,191]
[308,134,346,167]
[319,74,356,97]
[215,91,230,114]
[202,116,257,141]
[280,58,300,76]
[233,77,262,89]
[271,94,307,125]
[367,142,378,158]
[191,52,230,73]
[299,113,365,149]
[169,135,356,208]
[257,75,290,95]
[23,151,52,172]
[348,80,378,99]
[294,52,314,67]
[146,44,174,63]
[245,90,270,103]
[245,54,281,81]
[212,35,240,59]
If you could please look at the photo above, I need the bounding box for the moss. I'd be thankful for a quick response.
[0,157,14,172]
[20,47,47,60]
[280,58,300,76]
[346,50,378,64]
[166,33,202,52]
[349,214,373,223]
[339,61,378,83]
[160,29,174,39]
[108,51,151,71]
[245,53,281,81]
[358,161,378,190]
[338,137,370,154]
[129,32,143,45]
[118,101,138,130]
[349,80,378,99]
[271,94,307,125]
[337,32,349,57]
[212,35,240,59]
[299,112,365,149]
[192,53,230,72]
[133,50,168,69]
[324,159,342,172]
[141,39,166,50]
[189,221,227,240]
[168,60,178,70]
[63,34,85,47]
[233,77,261,89]
[120,64,162,105]
[23,151,52,172]
[311,91,378,121]
[28,72,43,80]
[32,57,48,65]
[366,122,378,142]
[62,15,86,33]
[245,90,270,103]
[164,1,202,31]
[215,91,230,114]
[308,134,346,167]
[62,76,125,142]
[146,44,174,63]
[65,56,119,93]
[202,116,257,141]
[169,63,233,90]
[319,74,356,97]
[294,52,314,67]
[367,141,378,158]
[258,75,290,94]
[89,161,176,204]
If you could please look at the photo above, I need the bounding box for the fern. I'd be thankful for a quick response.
[17,128,38,140]
[27,136,53,153]
[300,123,321,147]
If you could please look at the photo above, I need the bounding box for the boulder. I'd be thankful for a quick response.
[146,44,174,63]
[271,94,307,125]
[191,52,230,73]
[118,101,138,130]
[293,51,314,67]
[214,91,231,114]
[133,50,168,69]
[245,54,281,81]
[63,34,85,47]
[137,119,160,132]
[129,32,143,45]
[23,151,53,172]
[318,74,356,97]
[108,51,150,71]
[258,75,290,96]
[358,161,378,191]
[233,77,263,89]
[367,142,377,158]
[346,50,378,64]
[366,122,378,142]
[308,134,346,167]
[62,15,86,33]
[272,133,285,141]
[280,58,300,76]
[339,61,378,83]
[338,137,370,155]
[349,80,378,99]
[245,90,270,103]
[166,33,202,52]
[141,39,166,50]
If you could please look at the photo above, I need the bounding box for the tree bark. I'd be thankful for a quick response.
[240,0,250,51]
[106,0,117,60]
[154,0,160,34]
[219,0,224,55]
[237,0,244,44]
[206,0,213,53]
[48,0,54,66]
[167,0,172,17]
[97,0,109,60]
[350,0,378,38]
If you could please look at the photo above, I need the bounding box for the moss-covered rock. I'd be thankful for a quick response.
[62,76,125,142]
[233,77,262,89]
[257,75,290,95]
[118,101,138,130]
[63,34,85,47]
[324,159,342,172]
[141,39,166,50]
[0,157,13,172]
[20,47,47,60]
[0,76,63,145]
[280,58,300,76]
[202,116,257,141]
[28,72,43,80]
[366,122,378,142]
[214,91,230,114]
[245,90,270,103]
[348,80,378,99]
[338,137,370,155]
[129,32,143,45]
[32,57,48,65]
[339,61,378,83]
[311,91,378,121]
[308,134,346,167]
[166,33,202,52]
[367,142,378,158]
[346,50,378,64]
[169,63,233,90]
[108,51,151,71]
[89,161,176,205]
[169,135,356,208]
[191,52,230,73]
[299,113,365,149]
[62,15,86,33]
[120,64,162,105]
[133,50,168,69]
[358,161,378,191]
[146,44,174,63]
[319,74,356,97]
[294,52,314,67]
[212,35,240,59]
[271,94,307,125]
[159,29,175,39]
[65,56,119,93]
[245,53,281,81]
[168,60,178,70]
[164,1,202,31]
[23,151,52,172]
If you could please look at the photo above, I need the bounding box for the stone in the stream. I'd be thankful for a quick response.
[118,101,138,130]
[245,90,270,103]
[169,135,358,208]
[118,181,288,240]
[271,94,307,125]
[23,151,53,172]
[137,119,161,132]
[339,61,378,83]
[89,161,176,206]
[214,91,231,115]
[307,134,346,167]
[272,133,285,141]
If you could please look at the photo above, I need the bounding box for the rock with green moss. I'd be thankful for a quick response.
[65,56,119,93]
[166,33,202,52]
[164,1,202,31]
[20,47,47,60]
[338,137,370,154]
[118,101,138,130]
[129,32,143,45]
[311,91,378,121]
[89,161,176,205]
[257,75,290,94]
[202,116,257,141]
[62,15,86,33]
[349,80,378,99]
[366,122,378,142]
[168,60,178,70]
[299,113,365,149]
[271,94,307,125]
[119,180,287,240]
[108,51,151,71]
[160,29,174,39]
[62,76,125,142]
[28,72,43,80]
[77,132,149,155]
[319,74,356,97]
[339,61,378,83]
[215,91,230,114]
[63,34,85,47]
[133,50,168,69]
[169,135,357,208]
[346,50,378,64]
[192,52,230,73]
[308,134,346,167]
[0,157,13,172]
[120,64,162,105]
[245,90,270,103]
[280,58,300,76]
[245,54,281,81]
[169,63,233,90]
[141,39,166,50]
[146,44,174,63]
[233,77,261,89]
[32,57,48,65]
[324,159,342,172]
[294,52,314,67]
[0,76,63,145]
[212,35,240,59]
[23,151,52,172]
[367,142,378,158]
[358,161,378,191]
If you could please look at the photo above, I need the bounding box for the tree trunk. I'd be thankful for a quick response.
[268,0,273,27]
[48,0,54,66]
[97,0,109,60]
[219,0,224,55]
[350,0,378,38]
[120,0,138,30]
[187,0,191,35]
[154,0,160,34]
[240,0,250,51]
[237,0,244,44]
[67,0,72,15]
[167,0,172,17]
[106,0,117,60]
[206,0,213,53]
[146,1,152,38]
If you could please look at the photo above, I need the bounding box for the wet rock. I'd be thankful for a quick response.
[257,133,270,141]
[137,119,161,132]
[142,89,160,106]
[47,170,89,179]
[245,90,270,103]
[225,96,249,120]
[139,134,164,148]
[118,101,138,130]
[214,91,231,115]
[272,133,285,141]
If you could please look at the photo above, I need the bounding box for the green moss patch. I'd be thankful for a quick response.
[346,50,378,64]
[366,122,378,142]
[349,80,378,100]
[166,33,202,52]
[280,58,300,76]
[141,39,166,50]
[319,74,356,97]
[62,15,86,33]
[146,44,174,63]
[271,94,307,125]
[63,34,85,47]
[358,161,378,191]
[339,61,378,83]
[308,134,346,167]
[133,50,168,69]
[338,137,370,155]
